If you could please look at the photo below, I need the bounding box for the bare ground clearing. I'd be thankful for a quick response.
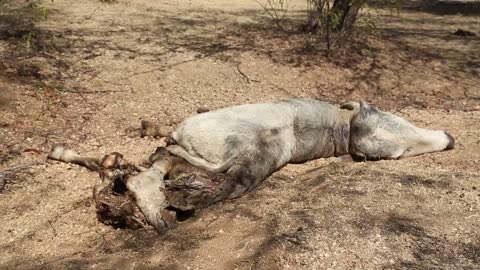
[0,0,479,269]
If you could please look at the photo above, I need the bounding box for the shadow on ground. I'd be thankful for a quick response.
[402,0,480,16]
[1,158,479,269]
[2,2,479,113]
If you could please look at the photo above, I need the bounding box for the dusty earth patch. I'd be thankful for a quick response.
[1,0,479,269]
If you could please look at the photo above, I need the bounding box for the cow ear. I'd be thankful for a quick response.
[360,100,370,116]
[359,100,380,117]
[340,101,360,111]
[360,100,370,110]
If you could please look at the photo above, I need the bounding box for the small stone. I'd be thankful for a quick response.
[197,106,210,114]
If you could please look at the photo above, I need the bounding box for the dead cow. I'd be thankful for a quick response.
[49,98,454,233]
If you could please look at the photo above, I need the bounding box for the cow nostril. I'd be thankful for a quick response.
[444,131,455,150]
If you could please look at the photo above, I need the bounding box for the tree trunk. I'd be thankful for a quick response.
[332,0,364,32]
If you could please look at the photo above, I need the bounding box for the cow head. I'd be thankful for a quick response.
[342,101,454,160]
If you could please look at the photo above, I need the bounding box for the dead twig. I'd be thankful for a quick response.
[235,63,260,84]
[47,220,58,237]
[205,217,219,227]
[95,75,125,86]
[35,102,49,121]
[24,148,48,155]
[271,83,292,97]
[391,102,411,114]
[123,52,215,79]
[58,89,126,94]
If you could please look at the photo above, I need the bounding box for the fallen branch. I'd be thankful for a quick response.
[123,52,215,79]
[0,162,44,174]
[0,162,44,191]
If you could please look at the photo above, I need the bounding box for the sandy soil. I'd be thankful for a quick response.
[1,0,479,269]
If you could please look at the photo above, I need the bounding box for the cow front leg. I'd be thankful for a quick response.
[126,156,176,233]
[47,146,100,171]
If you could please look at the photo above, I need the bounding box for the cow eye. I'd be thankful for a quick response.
[398,148,412,159]
[404,148,412,154]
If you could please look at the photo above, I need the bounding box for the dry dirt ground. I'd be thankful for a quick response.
[1,0,480,269]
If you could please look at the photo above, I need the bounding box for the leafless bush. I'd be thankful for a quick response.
[304,0,365,53]
[255,0,290,29]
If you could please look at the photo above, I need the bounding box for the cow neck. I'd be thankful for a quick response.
[332,110,353,157]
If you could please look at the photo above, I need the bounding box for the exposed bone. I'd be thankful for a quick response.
[94,152,129,197]
[140,120,173,138]
[100,152,124,168]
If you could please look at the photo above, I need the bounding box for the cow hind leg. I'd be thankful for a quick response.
[210,155,275,204]
[166,145,233,173]
[207,133,283,203]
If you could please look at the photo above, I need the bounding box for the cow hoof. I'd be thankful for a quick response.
[100,152,124,168]
[47,145,66,161]
[47,146,79,163]
[444,132,455,150]
[140,120,173,138]
[150,209,177,234]
[148,147,171,163]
